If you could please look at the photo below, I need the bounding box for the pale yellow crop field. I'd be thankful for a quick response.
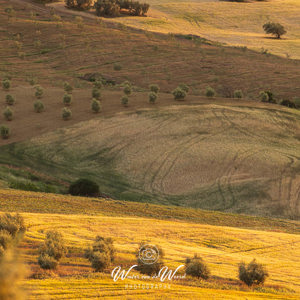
[107,0,300,59]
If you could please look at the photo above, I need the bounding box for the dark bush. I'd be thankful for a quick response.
[172,87,186,101]
[34,100,45,113]
[238,259,268,286]
[280,99,296,108]
[63,94,72,106]
[65,0,93,10]
[95,0,120,17]
[91,98,101,113]
[3,107,13,121]
[148,92,157,104]
[62,107,72,120]
[0,125,10,139]
[69,178,100,197]
[185,254,210,279]
[5,95,15,106]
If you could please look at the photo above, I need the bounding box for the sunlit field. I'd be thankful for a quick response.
[1,189,299,299]
[78,0,300,59]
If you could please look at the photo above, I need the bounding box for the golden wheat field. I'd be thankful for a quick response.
[0,189,299,299]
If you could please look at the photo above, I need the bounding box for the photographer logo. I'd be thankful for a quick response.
[138,244,159,265]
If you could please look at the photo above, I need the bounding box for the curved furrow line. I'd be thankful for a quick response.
[158,126,231,195]
[223,148,269,210]
[103,115,176,167]
[147,111,226,194]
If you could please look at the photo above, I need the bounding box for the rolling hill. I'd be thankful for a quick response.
[0,189,299,299]
[1,100,300,218]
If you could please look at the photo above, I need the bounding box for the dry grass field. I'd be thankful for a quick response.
[88,0,300,59]
[1,0,300,100]
[0,189,300,299]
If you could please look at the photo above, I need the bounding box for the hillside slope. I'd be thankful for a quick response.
[1,0,300,100]
[0,189,300,299]
[1,102,300,218]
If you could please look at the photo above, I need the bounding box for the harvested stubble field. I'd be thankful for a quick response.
[1,102,300,218]
[0,189,300,299]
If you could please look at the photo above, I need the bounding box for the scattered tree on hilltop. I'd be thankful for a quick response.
[263,22,286,39]
[65,0,93,10]
[94,0,149,17]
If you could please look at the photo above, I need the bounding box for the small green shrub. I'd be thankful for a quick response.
[64,82,73,94]
[172,87,186,101]
[35,85,44,99]
[94,80,103,89]
[85,236,115,272]
[121,96,129,107]
[2,79,11,91]
[233,90,243,99]
[185,254,210,279]
[259,91,269,102]
[148,92,157,104]
[38,254,58,270]
[205,86,216,98]
[91,99,101,113]
[69,178,99,197]
[63,94,72,106]
[178,83,189,93]
[3,107,13,121]
[38,230,66,270]
[62,107,72,120]
[238,259,268,286]
[0,125,10,139]
[34,100,44,113]
[149,84,159,94]
[5,95,15,106]
[123,85,132,96]
[92,88,101,100]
